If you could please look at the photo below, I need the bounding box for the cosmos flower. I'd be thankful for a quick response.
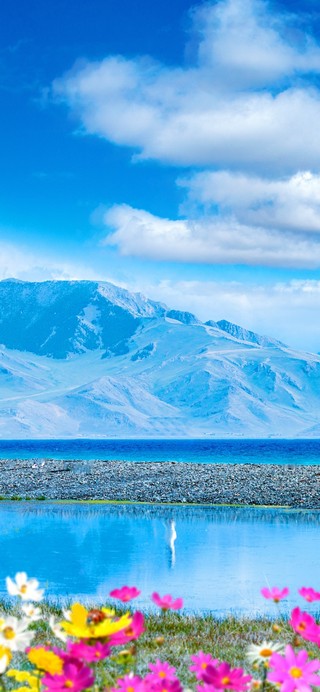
[298,587,320,603]
[0,616,34,652]
[109,612,145,646]
[289,608,320,643]
[110,587,141,602]
[246,641,284,665]
[59,603,132,640]
[111,674,144,692]
[202,662,252,691]
[66,641,111,663]
[42,661,94,692]
[268,645,320,692]
[260,587,289,603]
[49,617,68,643]
[27,647,63,675]
[151,593,183,611]
[190,652,219,680]
[0,645,11,674]
[6,573,44,602]
[21,604,42,621]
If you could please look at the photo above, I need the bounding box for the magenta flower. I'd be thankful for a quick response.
[66,641,110,662]
[146,660,177,683]
[109,611,145,646]
[260,587,289,603]
[151,593,183,611]
[148,681,182,692]
[111,674,144,692]
[268,645,320,692]
[299,587,320,603]
[289,607,320,643]
[110,586,141,602]
[190,652,219,680]
[202,662,251,691]
[42,661,94,692]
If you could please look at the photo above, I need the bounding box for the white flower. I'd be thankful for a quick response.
[247,641,284,665]
[0,616,34,652]
[49,616,67,642]
[62,609,71,621]
[0,648,11,674]
[21,603,42,621]
[6,572,44,602]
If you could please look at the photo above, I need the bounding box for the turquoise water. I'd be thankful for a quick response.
[0,502,319,615]
[0,438,320,464]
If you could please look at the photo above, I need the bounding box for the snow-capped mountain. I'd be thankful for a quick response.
[0,278,319,438]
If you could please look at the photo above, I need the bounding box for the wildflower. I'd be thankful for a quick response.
[0,645,11,673]
[0,616,34,652]
[42,660,94,692]
[7,669,39,692]
[299,587,320,603]
[149,680,182,692]
[202,662,252,691]
[21,604,42,621]
[49,617,68,643]
[59,602,132,640]
[289,608,320,643]
[110,586,141,602]
[247,641,284,666]
[146,660,177,683]
[27,647,63,675]
[109,612,145,646]
[111,674,144,692]
[66,641,111,662]
[6,573,44,602]
[268,645,320,692]
[151,593,183,611]
[190,652,219,680]
[260,587,289,603]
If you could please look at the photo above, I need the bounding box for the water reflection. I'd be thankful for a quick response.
[0,502,319,615]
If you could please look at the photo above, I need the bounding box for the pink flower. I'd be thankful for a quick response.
[260,587,289,603]
[190,652,219,680]
[109,612,145,646]
[289,607,320,643]
[42,661,94,692]
[268,645,320,692]
[66,641,110,662]
[148,681,182,692]
[202,662,251,691]
[151,593,183,611]
[111,674,144,692]
[146,660,177,683]
[299,587,320,603]
[110,586,141,602]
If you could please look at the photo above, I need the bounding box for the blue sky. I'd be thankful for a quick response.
[1,0,320,351]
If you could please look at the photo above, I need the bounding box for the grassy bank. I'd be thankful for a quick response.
[0,601,291,685]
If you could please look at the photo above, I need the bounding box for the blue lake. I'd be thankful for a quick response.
[0,438,320,464]
[1,502,319,616]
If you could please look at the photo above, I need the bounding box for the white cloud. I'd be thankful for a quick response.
[53,0,320,171]
[180,170,320,232]
[103,203,320,268]
[131,278,320,352]
[0,239,104,282]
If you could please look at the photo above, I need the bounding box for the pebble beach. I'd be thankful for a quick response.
[1,458,320,508]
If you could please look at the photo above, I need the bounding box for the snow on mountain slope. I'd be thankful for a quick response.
[0,279,319,438]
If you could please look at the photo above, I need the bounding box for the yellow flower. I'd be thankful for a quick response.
[27,647,63,674]
[60,603,132,640]
[0,645,11,673]
[7,669,39,692]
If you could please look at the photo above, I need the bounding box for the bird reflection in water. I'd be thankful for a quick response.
[165,520,177,569]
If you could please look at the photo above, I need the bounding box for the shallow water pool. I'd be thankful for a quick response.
[0,502,319,615]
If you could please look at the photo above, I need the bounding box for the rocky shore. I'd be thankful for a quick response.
[0,458,320,508]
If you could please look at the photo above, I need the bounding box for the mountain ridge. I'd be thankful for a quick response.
[0,278,319,438]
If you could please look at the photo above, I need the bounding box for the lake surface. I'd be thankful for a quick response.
[1,502,319,615]
[1,438,320,464]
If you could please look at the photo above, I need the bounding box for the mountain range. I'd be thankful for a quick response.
[0,278,319,438]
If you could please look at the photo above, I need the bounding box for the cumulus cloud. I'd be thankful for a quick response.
[53,0,320,171]
[103,203,320,268]
[133,278,320,352]
[180,170,320,233]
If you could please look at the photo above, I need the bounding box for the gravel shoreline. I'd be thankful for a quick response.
[1,458,320,508]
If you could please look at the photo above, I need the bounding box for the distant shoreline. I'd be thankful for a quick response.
[1,458,320,508]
